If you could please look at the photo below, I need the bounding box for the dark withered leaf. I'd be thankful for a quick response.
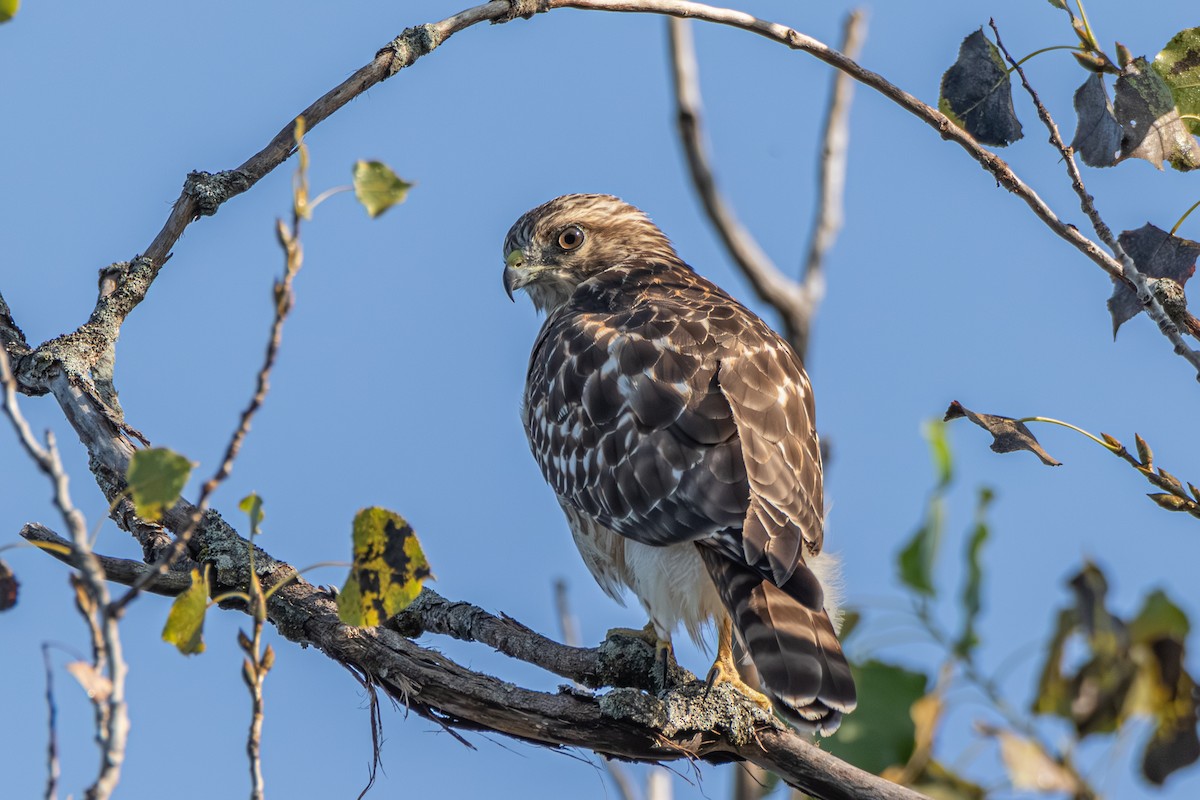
[1144,708,1200,784]
[1069,562,1122,646]
[1071,74,1122,167]
[943,401,1061,466]
[0,558,17,611]
[939,30,1023,147]
[1114,57,1200,171]
[1136,610,1200,782]
[1108,223,1200,337]
[1032,608,1077,717]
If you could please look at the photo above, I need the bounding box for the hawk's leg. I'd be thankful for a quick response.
[706,615,773,713]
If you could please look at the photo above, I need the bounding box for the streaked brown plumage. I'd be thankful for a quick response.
[504,194,856,733]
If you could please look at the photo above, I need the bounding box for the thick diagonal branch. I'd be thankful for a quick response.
[23,515,926,800]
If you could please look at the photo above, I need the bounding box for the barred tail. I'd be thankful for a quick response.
[700,548,857,735]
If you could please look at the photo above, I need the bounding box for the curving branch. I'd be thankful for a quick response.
[5,0,1197,401]
[668,10,865,362]
[799,10,866,359]
[667,16,807,350]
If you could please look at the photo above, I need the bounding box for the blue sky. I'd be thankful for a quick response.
[3,1,1199,798]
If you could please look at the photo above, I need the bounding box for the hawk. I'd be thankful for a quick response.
[503,194,856,733]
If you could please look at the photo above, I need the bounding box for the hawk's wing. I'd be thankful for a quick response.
[523,264,822,584]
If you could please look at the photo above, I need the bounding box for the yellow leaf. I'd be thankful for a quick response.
[162,568,209,654]
[352,160,412,219]
[337,507,431,627]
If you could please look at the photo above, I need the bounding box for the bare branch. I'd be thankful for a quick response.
[666,17,808,351]
[795,10,867,359]
[20,525,191,597]
[41,645,61,800]
[112,128,308,615]
[1,350,128,800]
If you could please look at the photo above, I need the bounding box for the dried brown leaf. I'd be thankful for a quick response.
[943,401,1062,466]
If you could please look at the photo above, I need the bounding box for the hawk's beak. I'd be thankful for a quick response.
[503,249,527,302]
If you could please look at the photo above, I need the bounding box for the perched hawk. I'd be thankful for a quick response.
[503,194,856,733]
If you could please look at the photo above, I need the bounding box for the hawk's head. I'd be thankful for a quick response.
[502,194,679,313]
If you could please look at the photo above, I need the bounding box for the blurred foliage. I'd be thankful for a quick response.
[823,410,1200,798]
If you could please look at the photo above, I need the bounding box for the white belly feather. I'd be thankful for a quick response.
[559,499,723,646]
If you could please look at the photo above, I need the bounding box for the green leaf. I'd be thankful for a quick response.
[924,420,954,489]
[954,487,994,657]
[898,497,943,597]
[239,493,265,536]
[823,660,928,774]
[162,568,209,655]
[0,0,18,24]
[1115,57,1200,171]
[1153,28,1200,136]
[1130,589,1190,644]
[352,160,412,219]
[337,507,432,627]
[127,448,194,519]
[897,423,955,597]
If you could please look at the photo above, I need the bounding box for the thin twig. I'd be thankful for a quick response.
[41,645,61,800]
[795,9,866,360]
[666,17,808,352]
[553,579,641,800]
[989,18,1200,371]
[0,349,128,800]
[21,525,192,596]
[912,602,1097,799]
[111,128,308,614]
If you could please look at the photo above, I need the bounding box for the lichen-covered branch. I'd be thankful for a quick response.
[23,516,927,800]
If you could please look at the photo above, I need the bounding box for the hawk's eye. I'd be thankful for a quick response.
[557,226,585,251]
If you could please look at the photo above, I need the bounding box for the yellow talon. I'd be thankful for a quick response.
[706,616,774,713]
